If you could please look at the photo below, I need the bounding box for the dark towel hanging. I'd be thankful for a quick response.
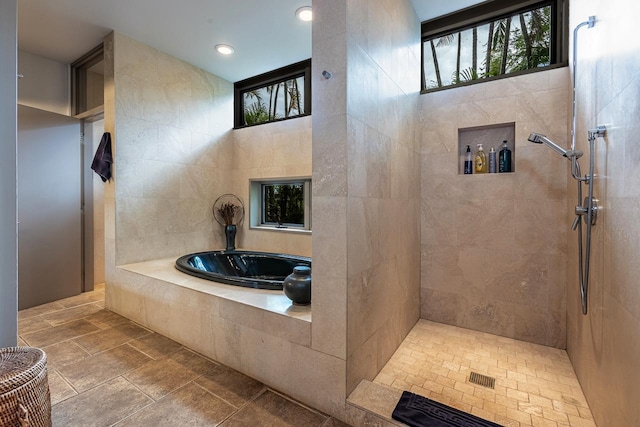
[91,132,113,182]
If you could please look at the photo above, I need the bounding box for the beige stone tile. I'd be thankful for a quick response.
[18,301,65,320]
[495,414,522,426]
[471,406,497,422]
[473,387,496,402]
[22,319,101,347]
[128,333,183,360]
[117,382,236,426]
[434,374,456,389]
[552,399,579,416]
[541,408,569,424]
[576,406,593,420]
[51,377,152,427]
[57,291,105,308]
[518,381,540,395]
[18,316,53,335]
[453,381,475,395]
[124,349,215,401]
[529,394,553,410]
[448,398,472,413]
[82,309,130,329]
[49,369,77,405]
[321,417,351,427]
[168,347,218,375]
[496,395,520,410]
[194,364,265,408]
[484,400,508,417]
[566,414,596,427]
[40,303,103,326]
[73,321,150,354]
[518,402,544,417]
[57,344,152,392]
[42,341,91,370]
[531,415,558,427]
[462,392,484,408]
[507,407,533,425]
[221,390,327,426]
[507,388,530,402]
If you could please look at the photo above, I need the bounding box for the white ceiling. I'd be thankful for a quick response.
[18,0,486,83]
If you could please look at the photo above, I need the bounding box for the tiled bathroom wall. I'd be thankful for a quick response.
[312,0,422,396]
[420,68,570,348]
[109,33,234,266]
[231,116,312,256]
[567,1,640,425]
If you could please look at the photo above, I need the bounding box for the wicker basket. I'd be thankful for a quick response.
[0,347,51,427]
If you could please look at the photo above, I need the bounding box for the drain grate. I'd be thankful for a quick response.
[468,372,495,389]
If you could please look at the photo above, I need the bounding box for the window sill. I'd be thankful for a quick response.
[250,225,312,235]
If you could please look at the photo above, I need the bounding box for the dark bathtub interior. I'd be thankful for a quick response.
[175,250,311,290]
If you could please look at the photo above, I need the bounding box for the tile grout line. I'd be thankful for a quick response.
[107,375,158,427]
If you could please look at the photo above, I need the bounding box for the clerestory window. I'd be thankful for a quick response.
[234,59,311,128]
[421,0,568,92]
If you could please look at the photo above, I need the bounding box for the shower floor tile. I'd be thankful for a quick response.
[374,320,597,427]
[18,288,343,427]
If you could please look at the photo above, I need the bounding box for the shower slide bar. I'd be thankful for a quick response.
[528,16,603,315]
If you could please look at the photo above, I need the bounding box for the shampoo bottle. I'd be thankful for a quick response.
[489,146,497,173]
[499,140,512,173]
[464,145,473,174]
[474,144,487,174]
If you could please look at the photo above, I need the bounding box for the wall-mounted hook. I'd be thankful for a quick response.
[321,70,332,80]
[17,74,24,79]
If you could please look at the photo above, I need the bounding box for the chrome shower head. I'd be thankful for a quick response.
[528,132,571,157]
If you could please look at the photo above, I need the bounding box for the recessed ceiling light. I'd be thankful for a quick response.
[296,6,312,22]
[215,44,235,55]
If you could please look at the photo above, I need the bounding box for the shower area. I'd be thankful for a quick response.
[332,0,639,425]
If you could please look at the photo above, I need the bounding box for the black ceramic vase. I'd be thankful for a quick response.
[283,266,311,305]
[224,224,237,251]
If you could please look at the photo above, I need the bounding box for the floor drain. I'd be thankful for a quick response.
[468,372,495,389]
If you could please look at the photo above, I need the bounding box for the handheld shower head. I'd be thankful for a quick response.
[528,132,570,157]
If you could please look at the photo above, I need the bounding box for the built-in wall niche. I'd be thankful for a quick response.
[458,122,515,175]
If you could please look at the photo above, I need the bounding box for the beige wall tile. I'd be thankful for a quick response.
[420,68,570,347]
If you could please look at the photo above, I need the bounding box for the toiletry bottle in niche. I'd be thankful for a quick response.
[464,145,473,174]
[489,146,497,173]
[499,140,512,173]
[475,144,487,174]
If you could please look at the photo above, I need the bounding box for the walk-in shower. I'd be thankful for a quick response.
[528,16,604,315]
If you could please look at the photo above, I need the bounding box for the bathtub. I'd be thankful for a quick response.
[175,250,311,290]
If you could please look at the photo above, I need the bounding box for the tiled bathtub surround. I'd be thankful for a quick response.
[104,31,348,420]
[566,1,640,426]
[420,68,570,348]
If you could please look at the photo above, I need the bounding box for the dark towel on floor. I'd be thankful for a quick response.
[91,132,112,182]
[392,391,502,427]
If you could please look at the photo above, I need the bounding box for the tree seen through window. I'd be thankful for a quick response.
[262,183,305,226]
[423,5,551,90]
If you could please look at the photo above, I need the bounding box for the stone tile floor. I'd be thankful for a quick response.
[18,285,347,427]
[374,319,597,427]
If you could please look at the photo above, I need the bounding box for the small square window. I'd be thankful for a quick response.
[250,178,311,231]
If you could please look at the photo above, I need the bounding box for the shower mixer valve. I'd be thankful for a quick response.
[573,197,598,230]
